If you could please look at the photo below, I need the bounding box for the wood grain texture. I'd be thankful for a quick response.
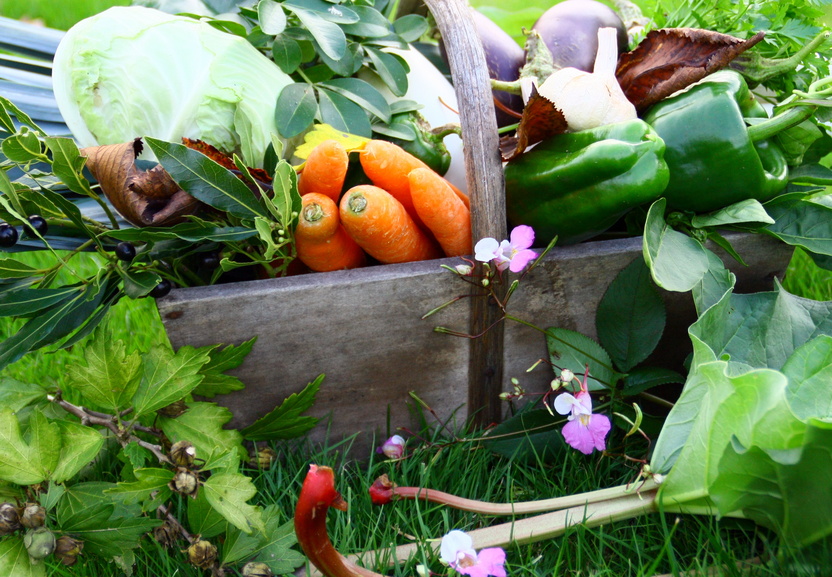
[158,233,792,456]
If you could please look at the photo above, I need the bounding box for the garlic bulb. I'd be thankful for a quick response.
[536,27,636,131]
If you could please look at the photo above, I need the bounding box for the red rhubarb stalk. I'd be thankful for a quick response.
[294,464,385,577]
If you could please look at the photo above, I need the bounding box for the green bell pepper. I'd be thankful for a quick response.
[504,118,670,245]
[641,69,789,213]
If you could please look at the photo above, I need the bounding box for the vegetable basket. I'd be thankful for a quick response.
[155,0,793,450]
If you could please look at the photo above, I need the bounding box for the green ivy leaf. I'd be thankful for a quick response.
[51,421,105,483]
[66,322,142,413]
[158,402,246,463]
[131,345,211,418]
[0,536,46,577]
[643,198,710,292]
[545,328,619,391]
[241,375,322,441]
[0,408,59,485]
[203,472,265,534]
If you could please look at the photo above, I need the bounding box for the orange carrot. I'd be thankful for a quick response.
[339,185,442,264]
[408,167,472,257]
[295,193,367,272]
[358,140,469,221]
[298,140,349,203]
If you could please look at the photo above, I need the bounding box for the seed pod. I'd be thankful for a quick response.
[249,446,277,469]
[169,468,199,498]
[242,561,275,577]
[186,539,217,569]
[20,503,46,529]
[0,502,20,535]
[54,535,84,566]
[152,521,179,548]
[157,399,189,418]
[24,527,56,560]
[169,440,196,468]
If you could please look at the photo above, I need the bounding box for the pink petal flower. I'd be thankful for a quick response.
[440,530,506,577]
[376,435,405,459]
[509,225,535,250]
[474,237,500,263]
[562,413,611,455]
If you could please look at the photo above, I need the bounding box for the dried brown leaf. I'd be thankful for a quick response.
[81,138,202,227]
[500,85,568,161]
[616,28,765,112]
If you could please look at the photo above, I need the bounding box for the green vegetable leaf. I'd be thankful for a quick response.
[276,83,318,138]
[393,14,429,42]
[595,255,666,373]
[0,537,46,577]
[145,137,267,219]
[317,87,372,137]
[691,248,736,316]
[545,328,619,391]
[203,472,264,534]
[284,5,346,61]
[158,402,246,463]
[763,194,832,256]
[0,378,47,412]
[51,421,105,483]
[241,375,322,441]
[131,344,211,418]
[782,334,832,420]
[342,6,394,38]
[66,322,142,413]
[0,408,59,485]
[272,35,303,74]
[643,198,710,292]
[690,199,774,228]
[258,0,287,35]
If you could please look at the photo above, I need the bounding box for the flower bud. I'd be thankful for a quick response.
[242,561,274,577]
[152,521,178,548]
[249,446,277,469]
[169,440,196,468]
[24,527,56,560]
[376,435,405,460]
[560,369,575,384]
[187,539,217,569]
[157,400,189,418]
[169,468,199,498]
[454,264,473,276]
[20,503,46,529]
[0,502,20,535]
[54,535,83,566]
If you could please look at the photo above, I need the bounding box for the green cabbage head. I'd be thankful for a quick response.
[53,6,293,167]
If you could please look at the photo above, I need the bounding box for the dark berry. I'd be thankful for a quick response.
[26,215,48,236]
[115,242,136,262]
[200,252,220,270]
[149,279,173,299]
[0,224,18,248]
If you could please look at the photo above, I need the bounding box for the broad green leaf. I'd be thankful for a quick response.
[763,195,832,256]
[105,468,174,509]
[690,199,774,228]
[203,472,264,534]
[188,490,228,539]
[365,46,408,97]
[119,268,161,299]
[276,83,318,138]
[782,335,832,420]
[0,259,37,279]
[145,137,267,219]
[241,375,322,441]
[319,77,392,123]
[691,248,736,316]
[545,328,619,391]
[158,402,246,463]
[51,421,105,483]
[317,88,372,137]
[222,524,262,564]
[69,516,163,559]
[393,14,430,42]
[57,483,117,530]
[0,537,46,577]
[258,0,287,34]
[317,39,359,77]
[105,222,258,244]
[192,339,256,399]
[257,517,305,574]
[342,6,394,37]
[273,35,303,74]
[131,344,211,418]
[121,441,153,476]
[619,366,685,397]
[283,0,359,23]
[0,408,58,485]
[43,136,94,196]
[0,378,47,412]
[643,198,710,292]
[66,323,142,413]
[595,256,665,372]
[284,6,346,61]
[1,129,43,163]
[788,163,832,185]
[482,407,566,462]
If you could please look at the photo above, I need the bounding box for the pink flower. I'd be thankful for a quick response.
[553,367,611,455]
[474,225,537,273]
[440,530,506,577]
[376,435,405,459]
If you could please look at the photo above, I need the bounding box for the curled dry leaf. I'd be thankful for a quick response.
[81,138,201,227]
[616,28,766,112]
[500,84,569,161]
[182,138,273,188]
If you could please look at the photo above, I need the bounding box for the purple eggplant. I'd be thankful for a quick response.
[532,0,628,72]
[440,9,525,127]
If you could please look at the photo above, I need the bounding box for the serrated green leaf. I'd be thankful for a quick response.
[105,468,174,509]
[158,402,246,463]
[222,523,262,565]
[643,198,710,292]
[276,83,318,138]
[241,375,322,441]
[203,472,264,534]
[193,339,255,399]
[545,328,619,392]
[71,515,163,559]
[145,137,267,220]
[0,408,57,485]
[188,489,228,540]
[66,323,142,413]
[0,378,47,412]
[595,256,665,373]
[265,160,300,229]
[317,88,372,137]
[131,345,211,418]
[50,420,105,483]
[0,537,46,577]
[365,46,408,97]
[121,441,154,477]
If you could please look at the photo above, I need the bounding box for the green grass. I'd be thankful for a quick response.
[0,0,130,30]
